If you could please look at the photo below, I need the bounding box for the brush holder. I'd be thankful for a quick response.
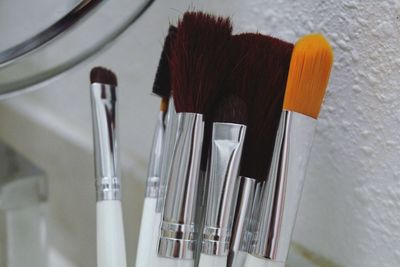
[0,142,48,267]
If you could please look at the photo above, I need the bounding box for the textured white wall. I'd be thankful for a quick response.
[0,1,399,267]
[239,1,400,267]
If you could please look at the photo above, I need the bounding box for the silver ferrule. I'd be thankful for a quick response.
[251,111,316,262]
[230,177,256,253]
[245,181,264,252]
[156,98,179,212]
[90,83,121,201]
[158,113,204,259]
[146,111,166,198]
[228,177,256,266]
[202,123,246,256]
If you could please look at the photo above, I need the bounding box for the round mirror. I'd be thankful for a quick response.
[0,0,154,98]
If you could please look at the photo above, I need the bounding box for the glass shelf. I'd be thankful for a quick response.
[0,0,154,98]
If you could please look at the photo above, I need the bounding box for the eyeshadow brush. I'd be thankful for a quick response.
[89,67,127,267]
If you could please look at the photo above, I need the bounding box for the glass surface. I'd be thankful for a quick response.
[0,142,48,267]
[0,0,154,98]
[0,0,80,52]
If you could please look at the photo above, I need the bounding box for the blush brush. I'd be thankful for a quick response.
[245,34,334,267]
[136,25,177,267]
[156,11,232,267]
[89,67,127,267]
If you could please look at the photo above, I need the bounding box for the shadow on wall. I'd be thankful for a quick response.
[291,243,344,267]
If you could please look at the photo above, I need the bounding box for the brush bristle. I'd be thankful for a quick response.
[213,95,247,125]
[170,11,232,113]
[152,26,177,98]
[90,66,117,86]
[231,33,293,182]
[160,97,169,112]
[283,34,333,118]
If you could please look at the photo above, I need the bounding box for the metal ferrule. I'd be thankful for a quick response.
[145,111,166,198]
[156,98,179,212]
[158,113,204,259]
[202,123,246,256]
[228,177,256,265]
[250,111,317,262]
[90,83,121,201]
[244,181,264,252]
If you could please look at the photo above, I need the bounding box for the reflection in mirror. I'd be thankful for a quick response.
[0,0,154,98]
[0,0,80,52]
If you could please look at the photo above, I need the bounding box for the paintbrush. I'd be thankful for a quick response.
[226,33,294,267]
[89,67,127,267]
[136,25,177,267]
[198,96,247,267]
[156,11,232,267]
[245,34,334,267]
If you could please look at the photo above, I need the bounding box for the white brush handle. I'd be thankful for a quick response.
[155,257,194,267]
[198,254,227,267]
[148,212,162,265]
[97,201,127,267]
[244,254,285,267]
[231,251,248,267]
[136,197,158,267]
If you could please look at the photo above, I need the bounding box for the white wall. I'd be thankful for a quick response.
[0,1,399,267]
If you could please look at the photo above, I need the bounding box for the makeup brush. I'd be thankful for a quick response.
[226,33,294,267]
[228,177,258,267]
[245,34,334,267]
[157,11,232,267]
[89,67,127,267]
[152,25,177,100]
[136,25,177,267]
[198,96,247,267]
[155,25,180,235]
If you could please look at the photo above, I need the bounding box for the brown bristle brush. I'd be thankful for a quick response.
[198,95,248,267]
[136,25,177,267]
[226,33,294,267]
[156,11,233,266]
[89,67,127,267]
[234,33,294,183]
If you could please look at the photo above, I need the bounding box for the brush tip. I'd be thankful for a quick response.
[171,11,232,113]
[283,34,333,118]
[160,97,169,112]
[90,67,118,86]
[152,25,177,98]
[213,95,247,125]
[232,33,294,183]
